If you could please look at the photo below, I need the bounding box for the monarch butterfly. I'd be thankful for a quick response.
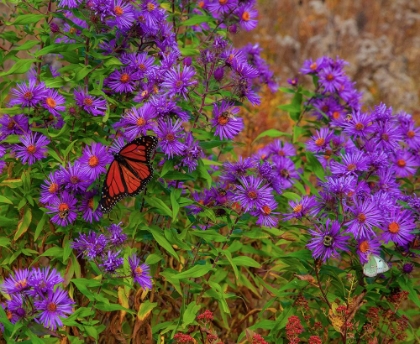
[99,136,158,213]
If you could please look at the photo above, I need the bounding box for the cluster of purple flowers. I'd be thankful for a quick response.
[289,56,420,266]
[1,268,74,331]
[189,140,301,228]
[72,223,152,289]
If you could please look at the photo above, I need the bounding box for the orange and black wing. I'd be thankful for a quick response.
[99,136,158,213]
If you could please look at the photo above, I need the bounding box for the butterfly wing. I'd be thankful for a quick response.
[363,255,378,277]
[99,136,158,213]
[373,255,389,274]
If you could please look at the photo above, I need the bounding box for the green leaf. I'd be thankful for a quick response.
[148,226,179,261]
[0,237,11,248]
[47,148,63,163]
[74,65,92,81]
[34,213,48,241]
[95,303,131,312]
[253,129,291,142]
[201,158,222,166]
[282,192,301,201]
[145,253,162,265]
[173,264,212,279]
[181,15,214,26]
[145,197,172,217]
[170,189,180,221]
[305,151,325,181]
[41,247,64,258]
[14,208,32,241]
[104,57,123,67]
[12,14,45,25]
[11,40,39,51]
[137,301,157,321]
[60,51,81,64]
[191,230,227,243]
[198,159,212,189]
[232,256,261,268]
[179,47,200,56]
[0,59,37,77]
[222,250,239,280]
[0,195,13,205]
[182,302,201,329]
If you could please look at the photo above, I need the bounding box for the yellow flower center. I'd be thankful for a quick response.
[293,204,303,213]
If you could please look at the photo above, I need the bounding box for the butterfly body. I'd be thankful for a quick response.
[99,136,158,213]
[363,254,389,277]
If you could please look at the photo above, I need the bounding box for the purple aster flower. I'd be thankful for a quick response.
[250,199,279,228]
[273,157,299,189]
[124,52,156,77]
[7,294,26,324]
[330,151,369,176]
[401,121,420,149]
[100,250,124,273]
[300,57,327,74]
[233,175,274,212]
[306,128,333,153]
[2,269,30,294]
[40,171,62,204]
[0,114,29,139]
[267,140,296,158]
[74,89,107,116]
[161,66,197,99]
[107,67,139,93]
[156,119,186,158]
[318,67,346,93]
[46,191,78,226]
[342,111,375,138]
[108,0,135,30]
[60,162,92,193]
[107,222,127,246]
[222,156,256,183]
[181,132,203,172]
[346,198,382,239]
[80,190,103,223]
[381,209,416,246]
[72,231,108,260]
[208,0,238,14]
[392,150,419,177]
[139,0,165,27]
[9,80,47,108]
[34,288,74,330]
[42,89,66,116]
[373,121,402,151]
[58,0,83,8]
[357,239,382,264]
[307,219,350,262]
[14,132,50,165]
[119,104,157,141]
[27,267,64,297]
[211,101,244,140]
[236,4,258,31]
[78,142,113,180]
[235,77,261,105]
[129,255,152,289]
[376,169,400,196]
[283,196,318,221]
[322,175,356,198]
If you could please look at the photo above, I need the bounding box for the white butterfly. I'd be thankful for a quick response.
[363,254,390,277]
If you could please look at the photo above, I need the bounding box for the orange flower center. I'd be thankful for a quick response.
[137,118,146,126]
[70,176,80,184]
[166,133,175,141]
[218,114,229,126]
[147,2,155,11]
[135,266,143,274]
[219,0,227,4]
[332,111,340,120]
[278,150,285,156]
[7,120,15,130]
[310,62,317,70]
[326,73,334,81]
[247,191,257,199]
[175,80,184,88]
[69,28,77,34]
[198,1,205,8]
[355,123,364,131]
[46,97,57,108]
[262,205,271,215]
[397,159,406,167]
[88,155,99,167]
[83,97,93,106]
[280,169,289,178]
[357,213,366,223]
[114,6,124,16]
[315,138,325,146]
[407,130,415,139]
[120,73,130,83]
[359,240,370,253]
[48,182,58,193]
[381,133,389,141]
[388,221,400,233]
[14,279,27,289]
[47,302,57,312]
[293,204,303,213]
[88,198,94,209]
[139,63,146,71]
[242,11,250,21]
[24,91,33,100]
[27,145,37,154]
[141,90,149,98]
[153,85,159,94]
[59,203,69,212]
[347,163,356,171]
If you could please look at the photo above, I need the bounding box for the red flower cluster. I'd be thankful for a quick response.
[286,315,304,343]
[197,309,214,322]
[174,333,194,343]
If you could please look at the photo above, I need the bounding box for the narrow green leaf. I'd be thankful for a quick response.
[0,237,11,248]
[0,195,13,204]
[198,159,212,189]
[173,264,212,279]
[182,302,201,329]
[41,247,64,258]
[222,250,239,280]
[148,226,179,260]
[305,151,325,182]
[145,197,172,217]
[232,256,261,268]
[137,301,157,321]
[12,14,45,25]
[34,213,48,241]
[11,40,39,51]
[253,129,292,142]
[282,192,301,201]
[0,59,37,77]
[181,15,214,26]
[170,190,180,220]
